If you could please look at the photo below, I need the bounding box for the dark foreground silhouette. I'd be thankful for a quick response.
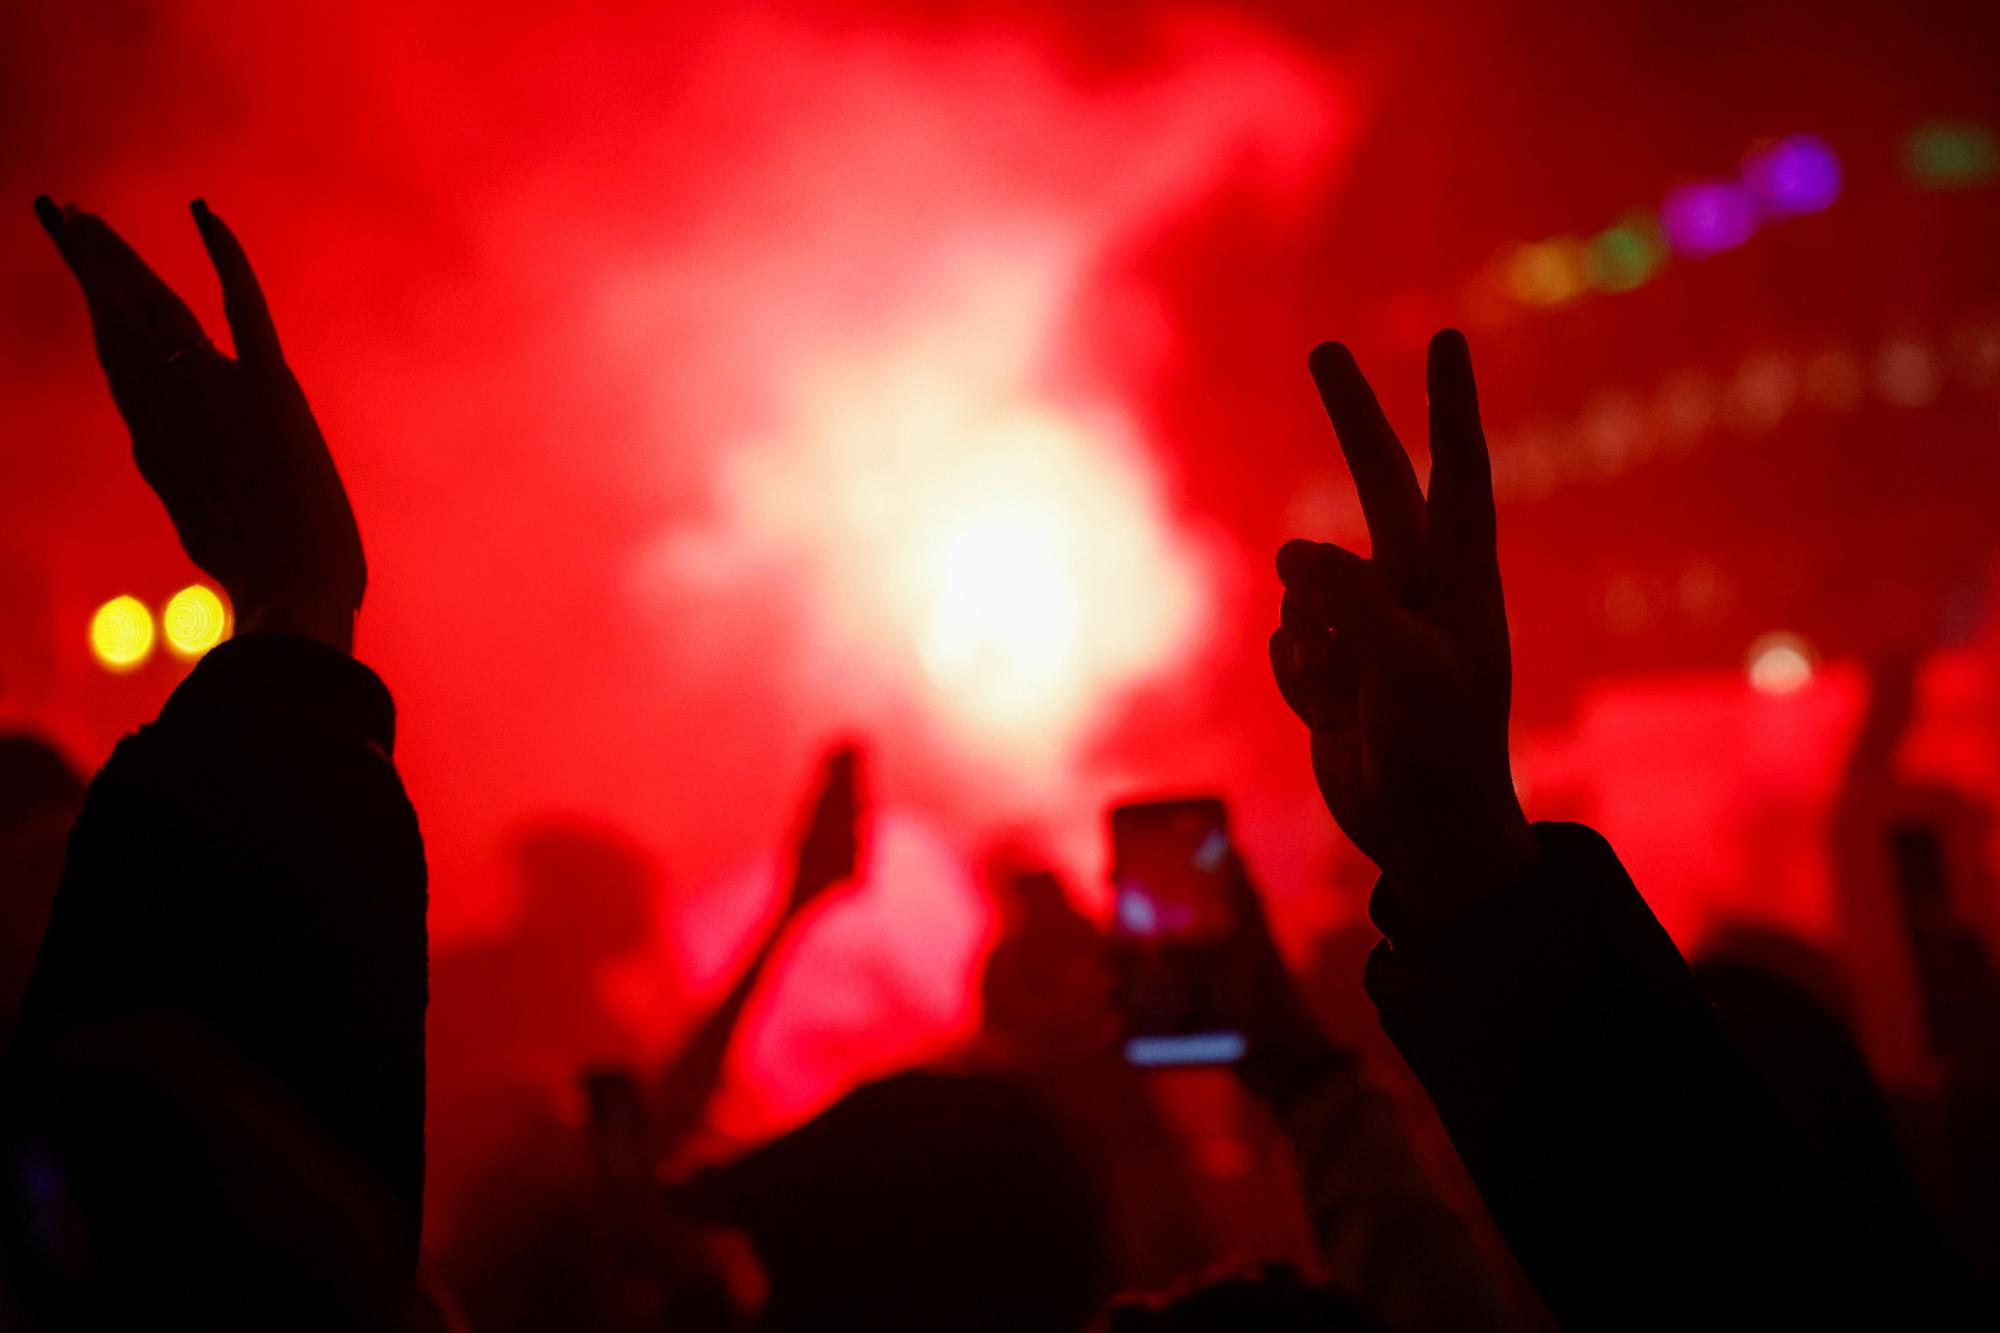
[3,198,1992,1331]
[1264,332,1985,1329]
[7,198,425,1329]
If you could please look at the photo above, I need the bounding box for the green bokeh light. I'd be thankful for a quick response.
[1587,212,1665,293]
[1907,122,1998,187]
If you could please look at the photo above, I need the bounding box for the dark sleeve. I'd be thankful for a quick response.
[1274,1064,1516,1333]
[11,634,428,1264]
[1364,821,1972,1330]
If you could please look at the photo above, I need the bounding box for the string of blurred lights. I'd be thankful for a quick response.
[1470,119,1996,317]
[76,122,1996,696]
[1282,310,1996,586]
[88,584,231,673]
[1483,313,1998,700]
[1284,309,1997,704]
[1481,314,2000,504]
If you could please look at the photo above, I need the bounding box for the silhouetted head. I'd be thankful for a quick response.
[441,1113,750,1333]
[1006,866,1072,921]
[979,840,1070,926]
[1094,1262,1380,1332]
[509,821,655,964]
[674,1069,1105,1333]
[979,867,1117,1062]
[1694,925,1946,1260]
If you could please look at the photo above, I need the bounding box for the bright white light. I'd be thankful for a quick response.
[1747,632,1815,696]
[680,257,1206,775]
[622,17,1346,785]
[920,512,1083,726]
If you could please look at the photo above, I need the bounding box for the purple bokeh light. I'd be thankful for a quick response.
[1661,181,1761,257]
[1741,134,1842,215]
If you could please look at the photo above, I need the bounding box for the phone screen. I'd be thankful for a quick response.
[1108,797,1246,1067]
[1111,798,1235,941]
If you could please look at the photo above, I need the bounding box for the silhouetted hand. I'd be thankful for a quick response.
[1218,856,1348,1105]
[35,197,365,653]
[1270,331,1536,926]
[787,744,862,916]
[652,744,864,1153]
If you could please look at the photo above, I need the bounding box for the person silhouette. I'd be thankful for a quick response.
[426,819,658,1234]
[1826,654,2000,1296]
[435,745,865,1329]
[1268,330,1984,1327]
[659,816,1108,1332]
[12,196,424,1327]
[0,734,84,1044]
[977,859,1121,1068]
[1693,924,1966,1304]
[972,855,1213,1294]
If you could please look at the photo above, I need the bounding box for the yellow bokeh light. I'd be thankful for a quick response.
[1499,237,1590,308]
[90,595,155,672]
[163,584,231,659]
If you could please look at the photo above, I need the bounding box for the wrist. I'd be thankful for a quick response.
[1393,808,1540,930]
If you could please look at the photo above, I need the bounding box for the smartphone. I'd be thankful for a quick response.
[1889,822,1951,936]
[1108,796,1247,1067]
[580,1064,652,1186]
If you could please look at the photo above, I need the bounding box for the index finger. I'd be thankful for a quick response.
[1306,341,1427,593]
[57,206,210,358]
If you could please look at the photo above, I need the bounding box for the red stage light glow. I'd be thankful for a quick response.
[623,14,1346,802]
[674,300,1210,778]
[18,2,1999,1230]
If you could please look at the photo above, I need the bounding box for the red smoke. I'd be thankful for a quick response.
[1,1,1353,1136]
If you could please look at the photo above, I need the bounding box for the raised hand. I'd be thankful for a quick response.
[1270,331,1536,926]
[34,197,364,653]
[787,743,863,916]
[651,744,864,1151]
[1216,855,1349,1103]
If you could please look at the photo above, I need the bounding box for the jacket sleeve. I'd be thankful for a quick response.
[1275,1062,1517,1333]
[11,633,428,1264]
[1364,821,1969,1330]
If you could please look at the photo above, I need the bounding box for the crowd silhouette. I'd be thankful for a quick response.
[3,192,1995,1331]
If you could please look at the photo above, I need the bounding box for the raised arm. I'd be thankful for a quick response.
[1269,331,1977,1327]
[1270,332,1538,932]
[33,196,365,650]
[11,199,424,1323]
[1222,856,1514,1333]
[653,744,863,1155]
